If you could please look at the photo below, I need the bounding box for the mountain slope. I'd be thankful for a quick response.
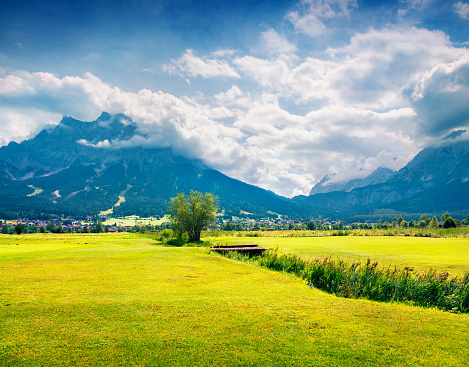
[301,134,469,218]
[0,113,300,218]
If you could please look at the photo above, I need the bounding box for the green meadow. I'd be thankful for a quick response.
[207,235,469,276]
[1,233,469,366]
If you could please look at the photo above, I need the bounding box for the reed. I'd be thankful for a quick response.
[221,249,469,314]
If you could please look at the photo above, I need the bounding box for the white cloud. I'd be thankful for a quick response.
[363,150,413,172]
[162,49,240,79]
[0,107,62,147]
[287,0,357,37]
[454,1,469,19]
[260,29,297,55]
[287,12,327,37]
[210,49,237,57]
[141,67,158,74]
[234,56,291,89]
[398,0,433,17]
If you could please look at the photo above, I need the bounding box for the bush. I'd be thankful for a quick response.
[157,229,174,242]
[166,233,189,247]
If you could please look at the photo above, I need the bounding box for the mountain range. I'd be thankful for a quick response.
[0,112,468,220]
[296,130,469,220]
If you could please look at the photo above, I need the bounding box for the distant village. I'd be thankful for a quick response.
[1,212,466,234]
[0,216,347,234]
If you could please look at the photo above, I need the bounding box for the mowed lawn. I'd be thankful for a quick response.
[1,234,469,366]
[208,235,469,276]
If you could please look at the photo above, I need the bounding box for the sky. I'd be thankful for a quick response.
[1,0,469,197]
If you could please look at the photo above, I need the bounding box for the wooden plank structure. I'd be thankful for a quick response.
[210,244,270,256]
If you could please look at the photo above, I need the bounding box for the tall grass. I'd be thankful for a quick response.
[221,249,469,314]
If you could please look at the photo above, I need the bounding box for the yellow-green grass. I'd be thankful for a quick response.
[1,234,469,366]
[26,185,43,197]
[207,236,469,277]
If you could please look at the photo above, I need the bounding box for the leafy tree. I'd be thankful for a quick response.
[443,217,457,228]
[418,220,427,228]
[429,216,439,229]
[419,213,427,222]
[408,219,414,228]
[14,223,25,235]
[392,216,398,227]
[46,222,56,232]
[95,220,104,233]
[52,225,63,233]
[441,212,450,222]
[375,219,382,229]
[398,215,404,226]
[306,221,316,230]
[168,191,218,242]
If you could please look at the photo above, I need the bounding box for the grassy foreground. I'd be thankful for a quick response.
[207,235,469,276]
[1,234,469,366]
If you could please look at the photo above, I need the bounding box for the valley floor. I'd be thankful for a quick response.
[1,233,468,366]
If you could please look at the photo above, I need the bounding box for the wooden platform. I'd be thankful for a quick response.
[210,244,270,256]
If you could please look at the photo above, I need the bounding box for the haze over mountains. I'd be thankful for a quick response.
[0,113,468,220]
[298,130,469,220]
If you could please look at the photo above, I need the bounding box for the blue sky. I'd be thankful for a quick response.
[1,0,469,196]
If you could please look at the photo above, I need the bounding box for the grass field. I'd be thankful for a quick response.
[207,236,469,276]
[1,233,469,366]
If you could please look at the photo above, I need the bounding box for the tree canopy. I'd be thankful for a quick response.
[429,216,439,229]
[168,191,218,242]
[443,217,457,229]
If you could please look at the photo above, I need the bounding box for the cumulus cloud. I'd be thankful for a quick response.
[233,26,467,116]
[411,54,469,135]
[162,49,240,78]
[454,1,469,19]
